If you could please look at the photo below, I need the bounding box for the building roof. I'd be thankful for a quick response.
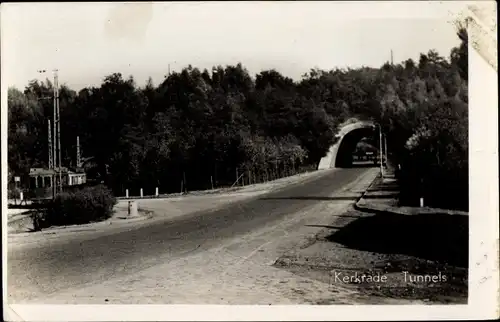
[29,167,86,176]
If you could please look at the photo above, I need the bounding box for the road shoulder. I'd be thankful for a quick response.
[274,169,468,304]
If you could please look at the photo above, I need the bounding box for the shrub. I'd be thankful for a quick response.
[8,186,21,200]
[43,184,117,227]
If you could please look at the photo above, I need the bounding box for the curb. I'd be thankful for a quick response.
[8,208,154,237]
[353,172,382,211]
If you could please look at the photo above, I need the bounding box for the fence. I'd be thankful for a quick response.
[117,163,318,199]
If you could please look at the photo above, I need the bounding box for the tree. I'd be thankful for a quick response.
[8,87,45,174]
[8,27,468,210]
[450,27,468,80]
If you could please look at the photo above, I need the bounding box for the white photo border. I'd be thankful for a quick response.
[1,1,498,321]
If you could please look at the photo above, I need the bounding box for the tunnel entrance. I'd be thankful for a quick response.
[335,127,379,168]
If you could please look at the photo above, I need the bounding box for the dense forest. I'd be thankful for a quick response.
[8,28,468,210]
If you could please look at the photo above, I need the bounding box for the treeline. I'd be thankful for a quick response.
[8,28,468,210]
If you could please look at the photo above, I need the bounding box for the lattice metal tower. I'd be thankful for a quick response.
[76,136,81,168]
[48,120,53,169]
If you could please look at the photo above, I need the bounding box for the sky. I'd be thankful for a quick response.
[2,1,468,91]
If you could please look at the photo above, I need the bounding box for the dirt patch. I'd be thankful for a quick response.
[273,208,468,304]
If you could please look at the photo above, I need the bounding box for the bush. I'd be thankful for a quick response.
[43,184,117,226]
[8,186,21,200]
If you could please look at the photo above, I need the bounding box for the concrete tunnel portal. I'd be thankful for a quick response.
[318,121,379,170]
[334,127,378,167]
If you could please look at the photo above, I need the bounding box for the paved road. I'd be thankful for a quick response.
[8,167,374,303]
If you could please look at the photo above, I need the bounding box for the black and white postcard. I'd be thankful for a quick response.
[1,1,498,321]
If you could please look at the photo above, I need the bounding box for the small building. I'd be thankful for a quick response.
[28,167,87,199]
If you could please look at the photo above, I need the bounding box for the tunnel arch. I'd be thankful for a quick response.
[318,121,377,169]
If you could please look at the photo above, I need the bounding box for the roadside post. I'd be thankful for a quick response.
[155,187,159,197]
[378,124,384,178]
[126,189,129,198]
[140,188,143,198]
[420,177,425,207]
[128,200,138,217]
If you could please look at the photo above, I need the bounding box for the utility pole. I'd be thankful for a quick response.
[384,134,388,168]
[76,136,81,168]
[48,120,53,169]
[38,69,60,196]
[53,69,62,193]
[51,70,57,194]
[390,49,394,65]
[379,124,384,178]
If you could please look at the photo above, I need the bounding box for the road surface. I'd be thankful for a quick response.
[8,167,377,303]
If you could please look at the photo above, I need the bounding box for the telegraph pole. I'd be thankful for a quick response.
[379,124,384,178]
[390,49,394,65]
[54,70,62,193]
[76,136,81,168]
[384,134,388,168]
[48,120,53,169]
[38,69,60,196]
[50,70,57,194]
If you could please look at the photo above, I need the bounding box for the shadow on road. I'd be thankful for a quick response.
[259,196,360,201]
[325,211,469,268]
[362,194,400,199]
[343,164,379,168]
[366,186,400,193]
[304,224,342,229]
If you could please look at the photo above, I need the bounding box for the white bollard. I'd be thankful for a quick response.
[20,191,24,201]
[140,188,143,198]
[128,200,138,217]
[420,197,424,208]
[155,187,159,196]
[126,189,129,198]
